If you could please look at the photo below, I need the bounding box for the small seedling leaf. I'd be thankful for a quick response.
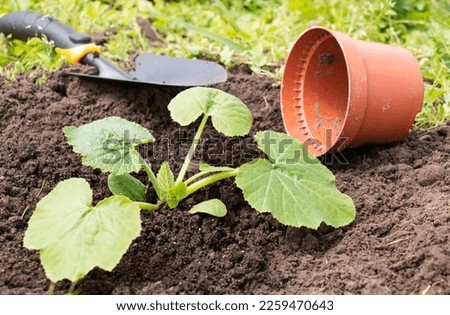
[24,178,141,282]
[189,199,227,217]
[157,161,175,196]
[108,173,146,202]
[63,117,154,175]
[168,87,252,136]
[167,181,187,209]
[235,131,355,228]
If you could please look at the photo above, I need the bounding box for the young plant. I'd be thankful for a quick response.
[24,87,355,289]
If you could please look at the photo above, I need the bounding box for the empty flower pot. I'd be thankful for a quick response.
[281,27,424,156]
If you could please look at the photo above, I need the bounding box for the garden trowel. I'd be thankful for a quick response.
[0,11,227,86]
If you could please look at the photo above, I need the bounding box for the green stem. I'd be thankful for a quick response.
[184,169,215,186]
[176,114,209,183]
[48,282,55,295]
[184,167,234,185]
[139,156,163,199]
[67,281,78,295]
[134,202,159,211]
[186,169,238,196]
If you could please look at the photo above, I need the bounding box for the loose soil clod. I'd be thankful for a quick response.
[0,67,448,294]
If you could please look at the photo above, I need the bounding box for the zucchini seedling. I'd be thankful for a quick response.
[24,87,355,289]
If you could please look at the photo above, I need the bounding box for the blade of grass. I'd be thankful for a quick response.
[149,11,246,53]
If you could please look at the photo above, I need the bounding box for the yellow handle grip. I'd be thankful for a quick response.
[55,43,100,64]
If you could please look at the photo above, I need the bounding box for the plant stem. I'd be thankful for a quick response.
[176,114,209,183]
[185,169,238,196]
[134,202,159,211]
[67,281,78,295]
[139,155,163,199]
[184,169,214,186]
[47,283,55,295]
[184,167,234,185]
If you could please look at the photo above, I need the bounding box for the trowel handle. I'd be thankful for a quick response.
[0,11,92,48]
[0,11,134,80]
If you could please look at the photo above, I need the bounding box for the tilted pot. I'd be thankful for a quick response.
[281,27,424,156]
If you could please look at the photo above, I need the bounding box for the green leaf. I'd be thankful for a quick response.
[24,178,141,282]
[166,181,187,209]
[108,173,146,202]
[157,161,175,195]
[63,117,154,175]
[235,131,355,228]
[167,87,252,137]
[189,199,227,217]
[254,130,335,185]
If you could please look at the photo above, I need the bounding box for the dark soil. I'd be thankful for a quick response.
[0,67,448,294]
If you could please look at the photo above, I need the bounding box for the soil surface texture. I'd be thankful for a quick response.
[0,67,448,294]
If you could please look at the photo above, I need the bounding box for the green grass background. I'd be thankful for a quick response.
[0,0,448,128]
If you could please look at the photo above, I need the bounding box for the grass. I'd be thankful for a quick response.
[0,0,448,128]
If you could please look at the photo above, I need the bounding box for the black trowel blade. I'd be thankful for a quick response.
[69,53,227,87]
[130,53,227,86]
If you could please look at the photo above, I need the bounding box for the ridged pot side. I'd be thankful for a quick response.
[281,27,424,156]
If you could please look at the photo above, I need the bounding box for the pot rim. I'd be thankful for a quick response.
[281,26,369,156]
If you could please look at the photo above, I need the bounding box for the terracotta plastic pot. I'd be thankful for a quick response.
[281,27,424,156]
